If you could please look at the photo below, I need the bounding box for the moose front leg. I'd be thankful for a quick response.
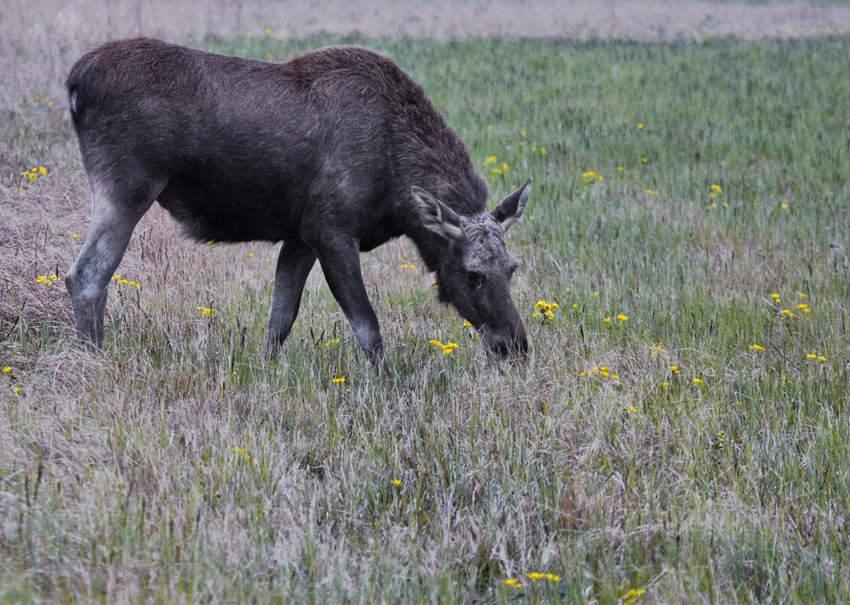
[266,240,317,355]
[311,236,391,377]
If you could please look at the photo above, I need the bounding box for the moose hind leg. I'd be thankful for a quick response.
[266,241,317,355]
[65,178,161,346]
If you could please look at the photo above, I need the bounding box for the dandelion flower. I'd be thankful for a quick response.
[617,314,629,321]
[693,378,703,386]
[526,573,544,580]
[2,367,10,373]
[391,479,401,486]
[749,344,765,351]
[332,377,346,384]
[13,386,20,394]
[483,156,497,166]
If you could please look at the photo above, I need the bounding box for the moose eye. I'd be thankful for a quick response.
[466,271,482,288]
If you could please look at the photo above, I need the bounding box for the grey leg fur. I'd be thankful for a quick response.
[65,179,161,346]
[311,236,391,376]
[265,241,317,354]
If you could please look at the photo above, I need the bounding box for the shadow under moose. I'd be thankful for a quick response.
[64,37,531,376]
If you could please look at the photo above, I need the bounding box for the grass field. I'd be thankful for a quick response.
[2,34,850,602]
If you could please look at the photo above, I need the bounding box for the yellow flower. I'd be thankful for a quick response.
[637,123,644,130]
[391,479,401,486]
[592,291,599,296]
[623,588,646,604]
[581,171,604,183]
[483,156,497,166]
[781,309,795,319]
[693,378,703,386]
[669,365,680,374]
[463,321,473,328]
[2,367,10,373]
[749,344,765,351]
[196,306,212,316]
[710,184,723,197]
[38,166,47,175]
[332,377,346,384]
[641,157,648,163]
[626,406,638,413]
[603,316,611,323]
[661,382,670,387]
[13,386,21,394]
[73,234,81,239]
[617,314,628,321]
[526,573,544,580]
[544,573,560,582]
[818,356,826,361]
[799,292,808,298]
[645,189,659,195]
[265,27,272,35]
[504,579,519,586]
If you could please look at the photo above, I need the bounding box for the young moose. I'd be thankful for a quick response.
[65,38,531,375]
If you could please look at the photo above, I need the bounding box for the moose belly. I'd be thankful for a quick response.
[156,170,305,244]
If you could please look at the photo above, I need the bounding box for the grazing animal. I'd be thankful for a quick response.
[65,38,531,375]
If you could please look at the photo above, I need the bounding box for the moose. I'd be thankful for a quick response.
[65,38,531,375]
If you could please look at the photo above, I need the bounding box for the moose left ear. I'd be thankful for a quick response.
[491,178,532,232]
[411,186,464,240]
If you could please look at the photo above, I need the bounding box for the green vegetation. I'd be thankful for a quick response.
[2,35,850,602]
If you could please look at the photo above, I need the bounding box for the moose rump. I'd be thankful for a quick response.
[65,38,530,374]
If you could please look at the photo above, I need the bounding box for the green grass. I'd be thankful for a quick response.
[2,35,850,602]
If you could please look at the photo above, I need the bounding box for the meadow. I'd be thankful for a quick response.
[2,33,850,602]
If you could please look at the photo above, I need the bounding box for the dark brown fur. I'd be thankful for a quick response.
[65,38,530,374]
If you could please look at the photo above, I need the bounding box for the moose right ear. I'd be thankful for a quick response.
[411,186,464,240]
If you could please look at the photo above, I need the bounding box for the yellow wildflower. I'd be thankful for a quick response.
[749,344,765,351]
[13,386,21,394]
[637,123,644,130]
[617,314,628,321]
[2,367,10,373]
[544,573,560,582]
[669,366,680,374]
[526,573,544,580]
[483,156,497,166]
[710,184,723,197]
[332,377,346,384]
[693,378,703,386]
[603,316,611,323]
[391,479,401,486]
[645,189,659,195]
[623,588,646,604]
[196,306,212,316]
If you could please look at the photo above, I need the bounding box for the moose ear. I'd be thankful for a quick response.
[411,186,464,240]
[491,178,532,232]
